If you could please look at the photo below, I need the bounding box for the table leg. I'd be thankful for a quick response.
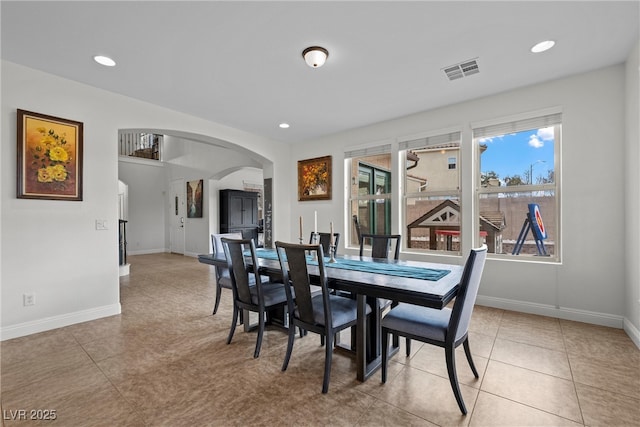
[356,294,400,382]
[356,294,368,382]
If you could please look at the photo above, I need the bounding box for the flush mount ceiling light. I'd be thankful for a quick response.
[302,46,329,68]
[279,123,290,129]
[530,40,555,53]
[93,55,116,66]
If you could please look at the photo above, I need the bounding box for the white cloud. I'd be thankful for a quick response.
[529,135,544,148]
[537,127,554,141]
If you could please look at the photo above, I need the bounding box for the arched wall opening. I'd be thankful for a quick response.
[118,128,274,257]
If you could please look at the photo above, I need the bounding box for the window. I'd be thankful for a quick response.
[474,112,560,259]
[346,145,392,247]
[401,132,462,253]
[448,156,457,170]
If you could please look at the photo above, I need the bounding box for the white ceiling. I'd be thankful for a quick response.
[2,1,638,144]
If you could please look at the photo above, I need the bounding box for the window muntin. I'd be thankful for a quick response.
[402,132,462,254]
[474,115,560,260]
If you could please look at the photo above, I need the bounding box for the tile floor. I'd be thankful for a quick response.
[1,253,639,426]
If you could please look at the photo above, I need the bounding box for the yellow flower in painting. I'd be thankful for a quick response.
[30,127,71,185]
[50,164,68,181]
[37,167,54,183]
[49,146,69,162]
[42,134,56,145]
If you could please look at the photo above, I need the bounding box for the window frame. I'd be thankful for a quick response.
[401,131,463,255]
[473,111,561,262]
[345,143,393,247]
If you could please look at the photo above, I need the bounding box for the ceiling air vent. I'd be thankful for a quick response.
[443,58,479,81]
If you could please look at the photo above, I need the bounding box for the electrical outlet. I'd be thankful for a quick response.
[23,293,35,306]
[95,219,108,230]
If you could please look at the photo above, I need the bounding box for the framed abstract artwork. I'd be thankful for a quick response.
[17,109,83,201]
[298,155,332,201]
[187,179,203,218]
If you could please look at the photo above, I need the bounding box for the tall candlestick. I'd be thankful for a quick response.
[299,216,303,240]
[314,211,317,233]
[330,222,334,245]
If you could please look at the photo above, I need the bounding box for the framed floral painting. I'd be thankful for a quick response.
[17,109,83,201]
[298,155,332,201]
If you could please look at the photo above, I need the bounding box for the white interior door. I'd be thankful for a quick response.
[170,178,186,254]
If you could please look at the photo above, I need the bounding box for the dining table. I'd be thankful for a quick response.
[198,247,463,382]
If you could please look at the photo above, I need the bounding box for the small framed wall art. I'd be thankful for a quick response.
[298,155,332,201]
[17,109,83,201]
[187,179,203,218]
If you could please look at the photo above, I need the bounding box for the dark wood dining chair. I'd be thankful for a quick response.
[275,241,371,393]
[222,238,289,358]
[309,231,340,256]
[381,245,488,415]
[359,233,401,260]
[211,232,269,316]
[357,233,402,351]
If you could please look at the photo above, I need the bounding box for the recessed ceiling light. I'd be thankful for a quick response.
[530,40,555,53]
[279,123,290,129]
[93,55,116,67]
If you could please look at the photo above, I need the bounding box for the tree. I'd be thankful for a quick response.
[504,175,525,186]
[481,170,499,187]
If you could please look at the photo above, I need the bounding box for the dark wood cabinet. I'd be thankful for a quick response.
[220,189,259,243]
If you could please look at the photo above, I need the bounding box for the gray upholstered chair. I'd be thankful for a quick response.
[275,241,371,393]
[211,232,242,315]
[222,238,289,358]
[381,245,488,415]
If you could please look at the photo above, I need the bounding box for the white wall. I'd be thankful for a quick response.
[118,159,166,254]
[1,61,292,340]
[291,64,630,329]
[166,163,211,257]
[624,41,640,346]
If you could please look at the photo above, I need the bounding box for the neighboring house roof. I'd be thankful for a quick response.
[407,199,505,231]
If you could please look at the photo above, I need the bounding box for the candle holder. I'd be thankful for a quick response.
[311,232,319,260]
[329,244,337,263]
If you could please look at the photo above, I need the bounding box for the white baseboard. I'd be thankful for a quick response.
[623,318,640,350]
[127,249,199,258]
[476,295,624,329]
[119,263,130,276]
[0,303,121,341]
[127,248,166,256]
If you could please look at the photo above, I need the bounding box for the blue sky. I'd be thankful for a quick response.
[479,127,555,183]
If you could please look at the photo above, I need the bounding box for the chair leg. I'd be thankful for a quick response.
[406,338,411,357]
[381,328,389,383]
[227,305,239,344]
[445,345,467,415]
[212,282,222,315]
[322,332,333,393]
[463,338,479,378]
[282,323,296,371]
[254,310,265,358]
